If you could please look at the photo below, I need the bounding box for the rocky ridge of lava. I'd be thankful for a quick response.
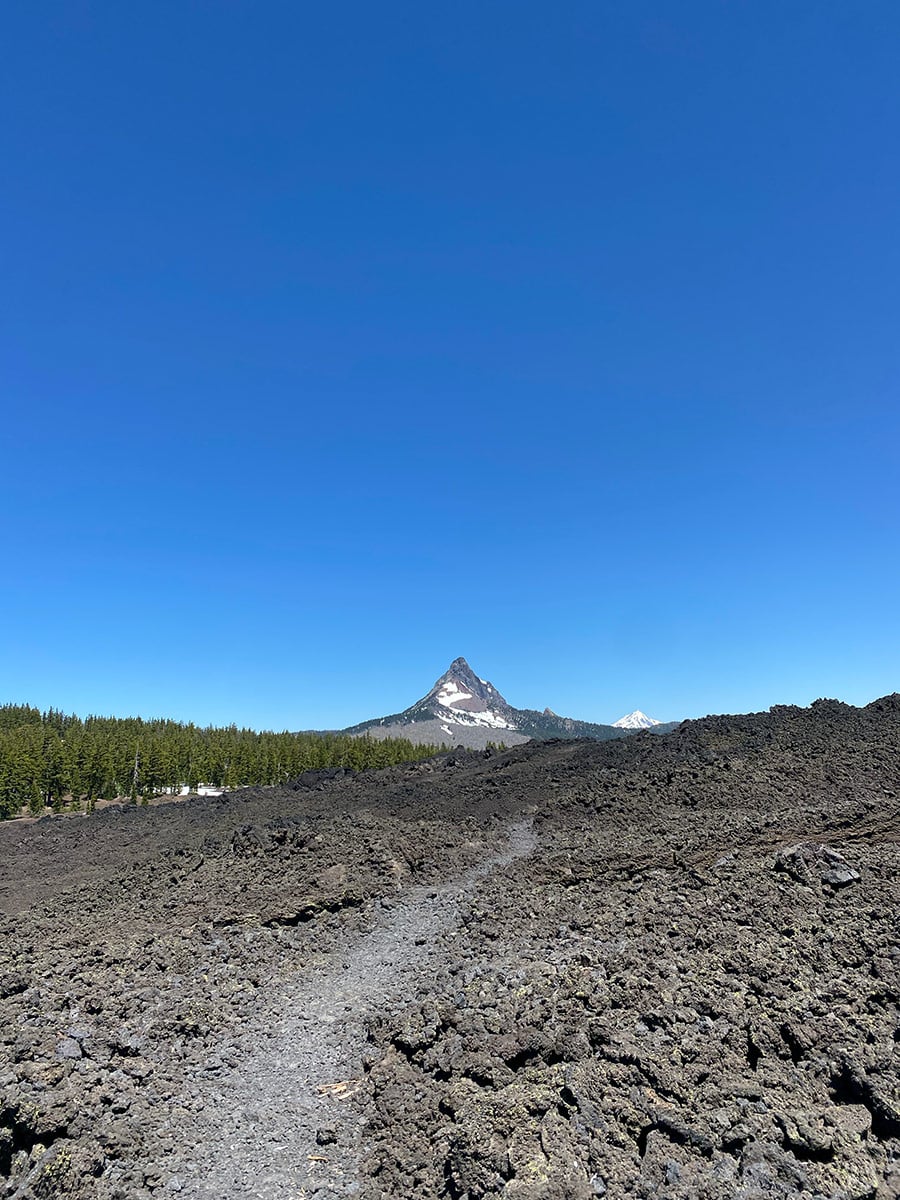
[1,696,899,1199]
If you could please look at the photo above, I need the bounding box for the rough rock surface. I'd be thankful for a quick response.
[1,695,899,1199]
[172,820,536,1199]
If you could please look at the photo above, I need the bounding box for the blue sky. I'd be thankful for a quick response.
[2,1,899,730]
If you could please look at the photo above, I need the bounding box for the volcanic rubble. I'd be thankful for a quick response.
[1,696,899,1199]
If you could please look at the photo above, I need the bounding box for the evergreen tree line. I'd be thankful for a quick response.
[0,703,443,820]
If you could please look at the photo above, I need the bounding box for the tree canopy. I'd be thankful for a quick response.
[0,703,443,819]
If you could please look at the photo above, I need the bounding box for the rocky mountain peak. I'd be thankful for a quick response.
[346,657,673,749]
[613,710,662,730]
[424,658,510,715]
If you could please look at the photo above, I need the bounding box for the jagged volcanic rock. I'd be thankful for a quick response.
[1,693,899,1199]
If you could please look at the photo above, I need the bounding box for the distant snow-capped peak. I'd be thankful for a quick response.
[613,710,661,730]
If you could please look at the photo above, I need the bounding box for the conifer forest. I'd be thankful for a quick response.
[0,704,441,819]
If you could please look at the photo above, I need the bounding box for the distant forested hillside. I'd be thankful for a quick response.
[0,704,442,819]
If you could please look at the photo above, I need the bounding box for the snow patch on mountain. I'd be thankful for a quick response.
[442,707,514,730]
[436,681,474,708]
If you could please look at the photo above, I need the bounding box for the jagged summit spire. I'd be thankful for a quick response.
[426,658,508,711]
[400,657,516,731]
[441,655,478,683]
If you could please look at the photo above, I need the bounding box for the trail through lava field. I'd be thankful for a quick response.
[2,696,900,1199]
[170,820,536,1198]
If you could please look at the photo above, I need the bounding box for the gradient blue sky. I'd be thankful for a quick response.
[3,1,899,730]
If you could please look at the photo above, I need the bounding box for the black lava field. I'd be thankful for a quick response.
[2,696,899,1199]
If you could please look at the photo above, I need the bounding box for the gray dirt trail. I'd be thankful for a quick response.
[165,819,537,1199]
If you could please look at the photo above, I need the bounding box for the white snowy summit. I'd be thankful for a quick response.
[613,710,662,730]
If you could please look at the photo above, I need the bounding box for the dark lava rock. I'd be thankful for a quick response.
[54,1039,82,1061]
[1,692,899,1198]
[821,864,861,887]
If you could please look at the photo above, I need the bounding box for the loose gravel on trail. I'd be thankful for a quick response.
[171,820,536,1199]
[2,696,900,1200]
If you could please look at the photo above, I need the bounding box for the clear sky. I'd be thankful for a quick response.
[2,1,899,731]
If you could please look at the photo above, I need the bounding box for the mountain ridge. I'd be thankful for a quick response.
[346,656,678,749]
